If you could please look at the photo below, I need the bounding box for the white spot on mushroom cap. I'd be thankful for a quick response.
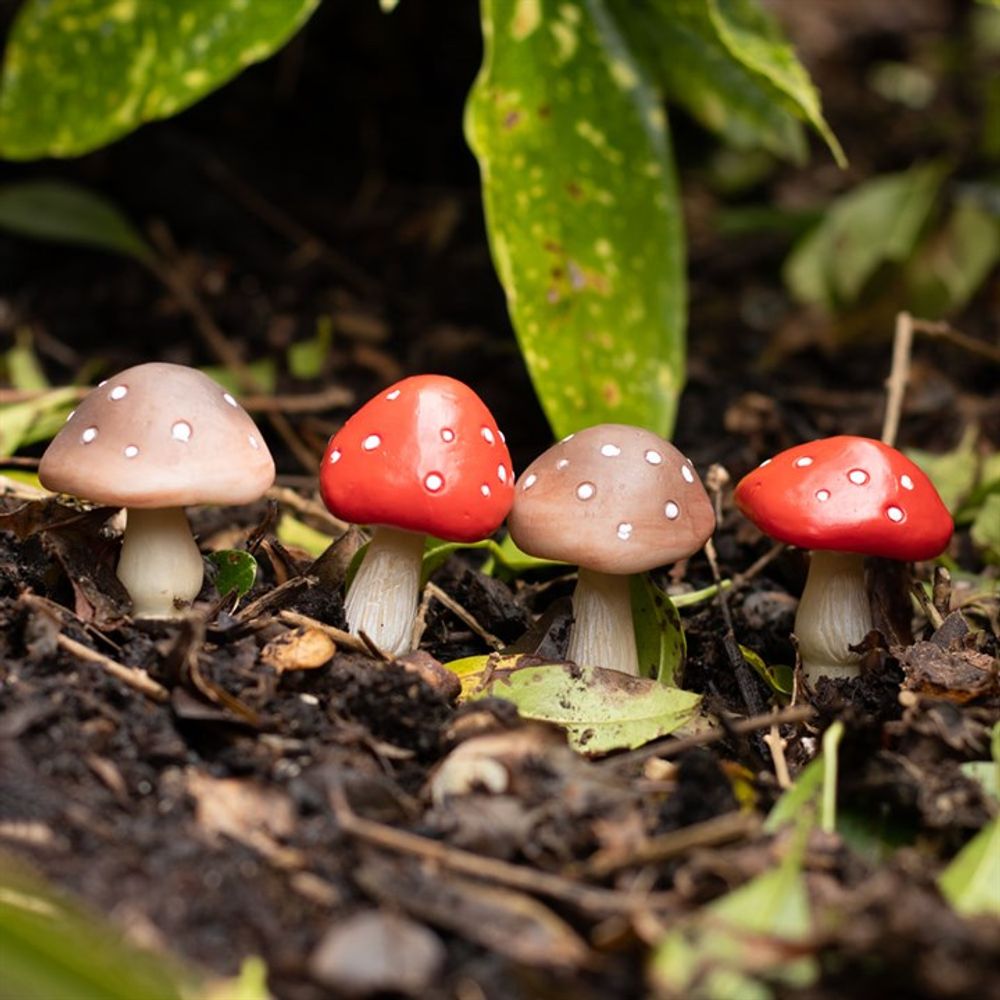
[499,431,506,443]
[362,434,381,451]
[425,472,444,492]
[644,449,662,465]
[816,489,831,502]
[223,392,238,408]
[497,465,507,483]
[441,428,455,443]
[81,427,98,444]
[109,385,128,401]
[665,501,680,520]
[848,469,869,485]
[901,474,914,490]
[123,445,139,458]
[556,458,569,470]
[795,456,813,468]
[65,410,75,423]
[248,435,259,450]
[759,458,772,467]
[562,433,575,442]
[523,473,538,490]
[481,484,491,497]
[681,465,695,484]
[600,443,621,457]
[617,522,633,540]
[482,427,495,444]
[171,420,192,442]
[887,505,904,522]
[97,380,108,388]
[330,448,341,464]
[577,482,596,500]
[386,389,401,400]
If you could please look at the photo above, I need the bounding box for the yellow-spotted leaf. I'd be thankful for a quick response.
[445,654,701,753]
[466,0,685,439]
[0,0,320,159]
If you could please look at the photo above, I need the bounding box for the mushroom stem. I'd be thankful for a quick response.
[566,568,638,676]
[795,550,873,682]
[116,507,204,618]
[344,525,425,656]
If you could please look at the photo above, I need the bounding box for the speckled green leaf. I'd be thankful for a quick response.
[466,0,685,439]
[608,0,807,162]
[0,0,319,159]
[207,549,258,602]
[630,574,685,686]
[706,0,844,166]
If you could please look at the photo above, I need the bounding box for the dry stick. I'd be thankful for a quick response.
[912,317,1000,366]
[881,311,915,448]
[146,222,317,474]
[424,581,505,650]
[278,609,380,657]
[601,704,815,770]
[731,540,786,590]
[56,634,169,703]
[329,786,668,916]
[764,723,791,789]
[579,810,760,879]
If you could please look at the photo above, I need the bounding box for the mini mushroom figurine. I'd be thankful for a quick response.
[39,363,275,618]
[507,424,715,676]
[734,435,952,682]
[319,374,514,656]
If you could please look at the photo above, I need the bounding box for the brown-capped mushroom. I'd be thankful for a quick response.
[39,363,275,618]
[507,424,715,675]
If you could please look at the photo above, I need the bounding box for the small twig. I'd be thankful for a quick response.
[277,609,380,657]
[764,723,791,789]
[265,485,348,533]
[577,811,760,878]
[330,785,669,916]
[732,541,786,590]
[912,317,1000,366]
[56,634,169,703]
[601,704,816,770]
[423,581,504,651]
[146,221,318,473]
[881,311,915,447]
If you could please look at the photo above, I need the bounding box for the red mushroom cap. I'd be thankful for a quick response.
[734,436,952,561]
[320,375,514,542]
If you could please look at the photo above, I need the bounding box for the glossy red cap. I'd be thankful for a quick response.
[320,375,514,542]
[734,436,952,560]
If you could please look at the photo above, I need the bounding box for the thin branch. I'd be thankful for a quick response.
[912,317,1000,365]
[424,581,505,650]
[881,311,914,447]
[278,609,380,657]
[56,634,169,703]
[330,785,670,916]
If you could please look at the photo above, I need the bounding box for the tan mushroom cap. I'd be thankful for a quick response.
[39,363,275,508]
[508,424,715,575]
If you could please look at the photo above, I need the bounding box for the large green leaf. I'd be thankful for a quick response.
[630,573,685,685]
[0,181,153,263]
[610,0,808,163]
[447,654,702,753]
[0,0,320,159]
[785,161,949,310]
[706,0,843,166]
[466,0,685,439]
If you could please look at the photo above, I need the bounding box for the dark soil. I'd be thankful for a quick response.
[1,1,998,998]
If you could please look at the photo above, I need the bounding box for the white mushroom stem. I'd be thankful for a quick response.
[566,568,639,676]
[795,550,873,682]
[116,507,205,619]
[344,525,426,657]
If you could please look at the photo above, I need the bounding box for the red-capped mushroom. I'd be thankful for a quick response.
[734,435,952,682]
[320,375,514,655]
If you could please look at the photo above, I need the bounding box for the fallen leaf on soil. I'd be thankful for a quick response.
[355,856,592,970]
[939,817,1000,918]
[447,654,703,754]
[309,909,445,996]
[900,641,999,703]
[260,626,335,673]
[186,770,299,866]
